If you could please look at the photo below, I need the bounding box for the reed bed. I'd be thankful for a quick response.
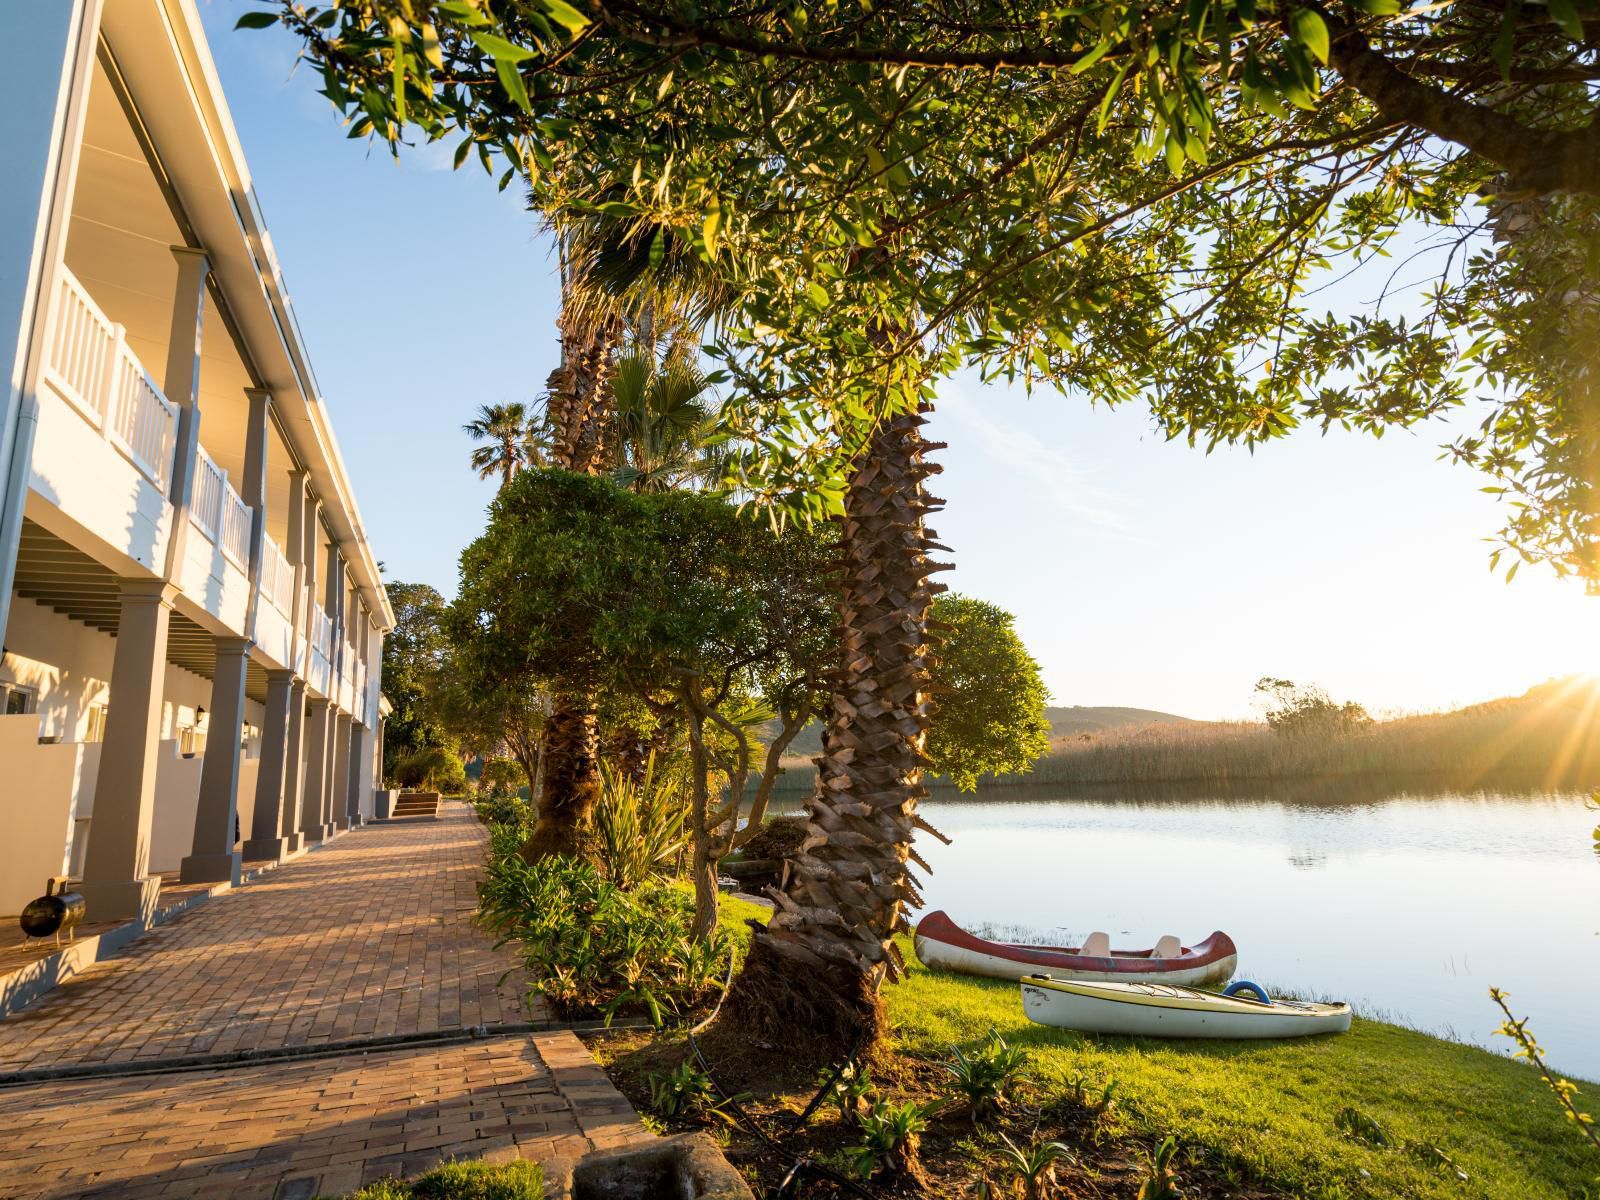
[768,684,1600,793]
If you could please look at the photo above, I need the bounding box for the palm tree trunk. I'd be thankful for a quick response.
[723,402,951,1057]
[520,302,622,862]
[520,690,601,861]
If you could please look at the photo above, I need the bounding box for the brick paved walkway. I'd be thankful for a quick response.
[0,806,647,1199]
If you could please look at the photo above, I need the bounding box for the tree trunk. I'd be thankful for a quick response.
[520,692,600,861]
[723,403,950,1057]
[686,704,725,943]
[689,831,720,944]
[519,297,621,862]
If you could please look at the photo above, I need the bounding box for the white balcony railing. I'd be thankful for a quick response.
[312,606,334,663]
[42,267,179,491]
[260,534,296,615]
[191,447,252,568]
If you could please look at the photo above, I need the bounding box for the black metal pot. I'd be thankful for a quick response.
[20,878,86,941]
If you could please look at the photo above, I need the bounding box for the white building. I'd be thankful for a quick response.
[0,1,392,921]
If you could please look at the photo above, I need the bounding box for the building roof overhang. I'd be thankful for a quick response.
[100,0,395,631]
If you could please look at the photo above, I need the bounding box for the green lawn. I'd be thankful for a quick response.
[721,894,1596,1200]
[335,1160,542,1200]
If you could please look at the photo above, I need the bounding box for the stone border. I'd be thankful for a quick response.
[0,1018,652,1089]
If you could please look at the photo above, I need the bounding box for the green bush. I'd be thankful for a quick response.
[477,849,735,1025]
[480,757,523,795]
[343,1159,542,1199]
[393,746,469,793]
[475,793,534,832]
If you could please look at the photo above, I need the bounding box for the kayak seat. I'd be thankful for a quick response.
[1080,931,1111,958]
[1152,935,1183,959]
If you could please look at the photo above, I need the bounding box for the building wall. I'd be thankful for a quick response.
[145,742,262,875]
[0,594,265,747]
[1,592,269,888]
[0,714,98,913]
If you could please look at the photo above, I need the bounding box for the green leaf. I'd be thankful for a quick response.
[539,0,593,35]
[1289,9,1330,64]
[1070,39,1114,74]
[391,36,407,125]
[471,31,536,63]
[703,199,723,255]
[648,226,667,269]
[1347,0,1401,13]
[1164,134,1186,176]
[233,11,280,30]
[495,58,531,113]
[1097,58,1137,134]
[1546,0,1586,37]
[806,281,830,308]
[1492,0,1522,79]
[437,1,493,25]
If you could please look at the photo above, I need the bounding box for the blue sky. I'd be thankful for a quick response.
[202,4,1596,720]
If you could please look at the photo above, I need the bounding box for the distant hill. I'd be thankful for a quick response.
[767,678,1600,792]
[775,704,1194,762]
[1045,706,1194,738]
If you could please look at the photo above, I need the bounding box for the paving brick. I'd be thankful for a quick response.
[0,806,647,1199]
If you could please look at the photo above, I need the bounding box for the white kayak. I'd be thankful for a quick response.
[1021,976,1352,1039]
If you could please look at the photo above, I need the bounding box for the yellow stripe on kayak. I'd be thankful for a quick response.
[1021,976,1346,1017]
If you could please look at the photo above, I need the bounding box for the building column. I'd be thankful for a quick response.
[78,580,177,922]
[279,677,306,854]
[329,710,352,832]
[180,637,249,885]
[345,720,366,828]
[159,246,210,583]
[240,387,270,640]
[286,471,308,674]
[300,697,332,842]
[242,669,292,862]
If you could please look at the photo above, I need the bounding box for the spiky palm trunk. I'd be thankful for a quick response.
[520,691,601,860]
[723,403,952,1055]
[522,307,622,862]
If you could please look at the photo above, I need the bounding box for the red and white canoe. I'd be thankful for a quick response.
[913,910,1238,986]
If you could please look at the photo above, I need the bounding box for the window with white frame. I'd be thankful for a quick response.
[85,704,108,743]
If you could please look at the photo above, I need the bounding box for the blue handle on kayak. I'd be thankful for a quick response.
[1224,980,1271,1003]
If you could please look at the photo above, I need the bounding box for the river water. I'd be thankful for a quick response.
[773,782,1600,1078]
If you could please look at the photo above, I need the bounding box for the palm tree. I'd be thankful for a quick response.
[722,398,950,1054]
[464,403,531,491]
[610,349,721,493]
[518,217,732,863]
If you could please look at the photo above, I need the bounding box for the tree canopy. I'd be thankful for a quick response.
[380,580,455,777]
[255,0,1599,585]
[927,595,1052,789]
[450,468,837,734]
